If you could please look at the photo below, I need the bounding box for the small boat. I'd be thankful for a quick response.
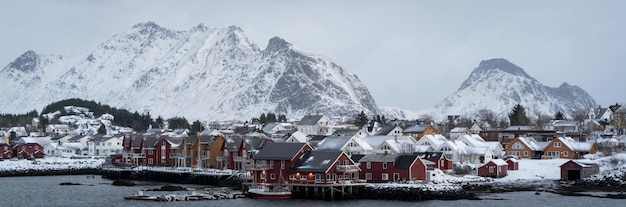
[124,191,156,200]
[247,183,291,199]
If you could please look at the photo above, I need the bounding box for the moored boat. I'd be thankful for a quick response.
[247,183,291,199]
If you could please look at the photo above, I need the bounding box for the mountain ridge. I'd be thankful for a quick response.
[415,58,597,121]
[0,22,379,121]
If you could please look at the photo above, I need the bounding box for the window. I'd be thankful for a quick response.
[554,142,562,148]
[269,161,274,169]
[512,142,524,149]
[300,175,307,180]
[382,145,391,150]
[366,162,371,169]
[547,151,560,158]
[270,173,275,180]
[441,146,451,151]
[365,173,372,180]
[523,151,528,156]
[508,151,520,157]
[289,175,296,180]
[381,173,389,181]
[281,160,285,169]
[383,162,387,169]
[316,174,323,182]
[148,159,153,165]
[489,166,495,173]
[421,141,430,146]
[563,151,568,157]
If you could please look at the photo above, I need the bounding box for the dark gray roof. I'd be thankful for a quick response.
[68,135,86,141]
[289,150,343,173]
[132,135,144,148]
[395,155,419,169]
[350,154,366,163]
[414,152,445,161]
[262,123,280,133]
[254,142,307,160]
[375,125,397,135]
[358,154,398,162]
[298,115,324,125]
[332,129,359,137]
[403,124,430,133]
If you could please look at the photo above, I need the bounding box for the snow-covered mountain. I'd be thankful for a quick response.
[0,22,378,121]
[417,58,597,121]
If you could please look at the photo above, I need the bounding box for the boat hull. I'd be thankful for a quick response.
[248,189,291,199]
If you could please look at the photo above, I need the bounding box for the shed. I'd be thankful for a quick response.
[560,160,599,181]
[505,158,519,170]
[477,159,508,178]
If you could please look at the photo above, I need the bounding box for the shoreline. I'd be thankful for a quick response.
[1,168,624,201]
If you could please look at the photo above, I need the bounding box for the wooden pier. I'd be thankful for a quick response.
[243,182,366,200]
[101,167,240,186]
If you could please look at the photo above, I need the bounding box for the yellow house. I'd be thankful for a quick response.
[190,135,225,169]
[543,137,598,159]
[403,124,438,141]
[504,137,540,159]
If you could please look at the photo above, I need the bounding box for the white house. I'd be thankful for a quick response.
[297,115,333,135]
[45,124,71,136]
[316,136,373,155]
[44,142,87,157]
[87,134,124,157]
[285,131,308,143]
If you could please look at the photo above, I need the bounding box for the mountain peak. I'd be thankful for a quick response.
[7,50,39,72]
[475,58,530,78]
[264,36,292,52]
[131,21,175,38]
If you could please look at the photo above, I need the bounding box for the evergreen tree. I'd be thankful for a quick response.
[267,113,277,122]
[97,124,107,135]
[190,120,204,135]
[554,111,565,120]
[167,117,190,130]
[354,111,369,128]
[278,114,287,122]
[508,104,531,126]
[156,116,164,128]
[259,113,267,124]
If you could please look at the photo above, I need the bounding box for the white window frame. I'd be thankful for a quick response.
[554,142,562,148]
[365,173,372,180]
[381,173,389,181]
[270,173,276,180]
[366,162,371,169]
[383,162,387,169]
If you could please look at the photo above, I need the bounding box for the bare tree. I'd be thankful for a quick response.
[570,108,588,123]
[475,109,497,129]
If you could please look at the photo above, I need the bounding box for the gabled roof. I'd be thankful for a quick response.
[403,124,431,133]
[254,142,308,160]
[394,155,419,169]
[375,125,400,136]
[450,127,469,133]
[299,115,325,125]
[360,135,413,149]
[379,139,414,153]
[316,137,350,151]
[416,134,448,149]
[489,159,508,166]
[560,159,598,167]
[505,126,535,131]
[289,150,344,173]
[262,123,281,133]
[552,120,578,127]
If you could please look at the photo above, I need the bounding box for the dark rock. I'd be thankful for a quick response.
[59,182,81,185]
[112,179,136,186]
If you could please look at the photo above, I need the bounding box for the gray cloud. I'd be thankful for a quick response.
[1,0,624,113]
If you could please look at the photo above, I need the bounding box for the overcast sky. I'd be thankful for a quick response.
[1,0,625,112]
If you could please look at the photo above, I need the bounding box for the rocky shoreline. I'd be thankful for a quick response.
[0,168,101,177]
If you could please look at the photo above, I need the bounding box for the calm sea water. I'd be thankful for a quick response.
[0,175,622,207]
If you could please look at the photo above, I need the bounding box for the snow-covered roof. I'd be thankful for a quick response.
[316,137,349,150]
[489,159,508,166]
[449,127,469,133]
[360,135,413,149]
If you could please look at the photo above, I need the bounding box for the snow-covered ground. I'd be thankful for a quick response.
[0,157,105,171]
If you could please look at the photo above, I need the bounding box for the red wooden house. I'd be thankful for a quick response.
[477,159,508,178]
[219,136,270,171]
[505,158,519,170]
[250,142,313,184]
[14,143,45,159]
[415,152,453,172]
[0,143,14,159]
[288,150,360,184]
[359,154,428,183]
[142,135,161,166]
[560,160,599,181]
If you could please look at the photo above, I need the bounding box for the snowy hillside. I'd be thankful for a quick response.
[0,22,378,121]
[416,58,596,121]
